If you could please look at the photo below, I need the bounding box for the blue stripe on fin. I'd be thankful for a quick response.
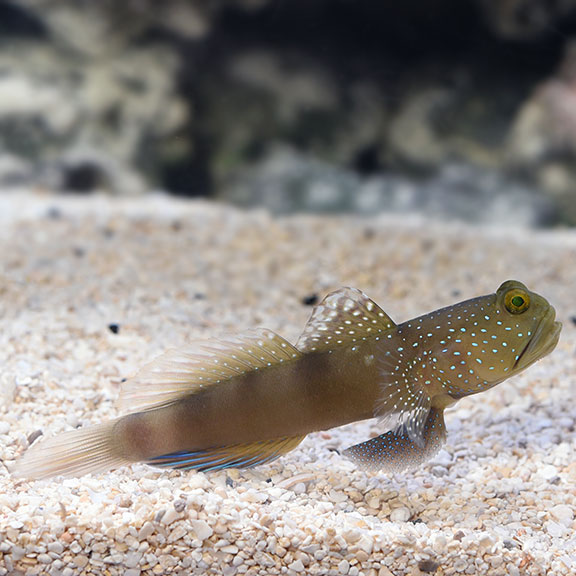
[147,435,305,472]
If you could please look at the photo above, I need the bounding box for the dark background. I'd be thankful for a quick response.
[1,0,576,225]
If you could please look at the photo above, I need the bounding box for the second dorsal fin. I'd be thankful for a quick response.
[296,287,396,353]
[119,329,301,413]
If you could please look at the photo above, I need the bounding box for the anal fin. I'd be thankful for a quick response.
[344,407,446,472]
[147,435,305,472]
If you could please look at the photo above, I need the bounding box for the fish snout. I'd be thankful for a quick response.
[514,304,561,371]
[543,304,562,343]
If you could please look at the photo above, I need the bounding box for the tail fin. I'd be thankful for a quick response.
[12,421,130,480]
[344,407,447,472]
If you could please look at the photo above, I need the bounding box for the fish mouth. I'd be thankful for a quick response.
[513,306,562,372]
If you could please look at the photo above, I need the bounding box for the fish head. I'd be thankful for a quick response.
[472,280,562,384]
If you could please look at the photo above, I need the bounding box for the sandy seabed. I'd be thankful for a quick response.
[0,192,574,576]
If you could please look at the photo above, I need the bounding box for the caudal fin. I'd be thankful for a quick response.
[344,407,447,472]
[12,421,129,480]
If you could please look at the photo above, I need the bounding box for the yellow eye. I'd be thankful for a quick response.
[504,289,530,314]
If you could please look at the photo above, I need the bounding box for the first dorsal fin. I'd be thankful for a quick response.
[296,287,396,353]
[119,329,300,413]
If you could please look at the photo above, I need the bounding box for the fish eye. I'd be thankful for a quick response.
[504,289,530,314]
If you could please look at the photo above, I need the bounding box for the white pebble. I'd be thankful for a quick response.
[367,497,380,509]
[453,558,468,571]
[241,490,269,503]
[432,535,447,553]
[292,483,307,494]
[329,489,348,503]
[0,422,10,435]
[275,473,314,490]
[66,414,80,428]
[338,558,350,574]
[138,522,155,540]
[431,449,452,466]
[539,464,558,480]
[288,559,305,572]
[47,542,64,555]
[125,551,143,568]
[343,529,361,545]
[74,555,89,568]
[160,507,180,525]
[478,534,495,549]
[549,505,574,527]
[356,534,374,555]
[191,519,213,541]
[545,521,567,538]
[390,507,411,522]
[37,553,51,564]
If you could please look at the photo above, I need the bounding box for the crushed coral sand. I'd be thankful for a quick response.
[0,192,575,576]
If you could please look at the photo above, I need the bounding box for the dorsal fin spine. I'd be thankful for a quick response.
[296,287,396,353]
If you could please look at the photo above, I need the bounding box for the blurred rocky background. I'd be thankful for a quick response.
[1,0,576,225]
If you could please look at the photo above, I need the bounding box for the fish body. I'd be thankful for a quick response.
[117,346,382,460]
[15,280,561,479]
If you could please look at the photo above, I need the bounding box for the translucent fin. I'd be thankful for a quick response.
[120,329,300,413]
[12,422,128,480]
[344,407,446,472]
[375,347,433,446]
[297,287,396,353]
[375,359,432,447]
[147,435,305,472]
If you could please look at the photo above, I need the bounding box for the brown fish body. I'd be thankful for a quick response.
[14,281,562,479]
[117,341,384,461]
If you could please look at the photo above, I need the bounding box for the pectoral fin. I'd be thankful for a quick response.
[375,362,432,448]
[344,407,446,472]
[147,435,305,472]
